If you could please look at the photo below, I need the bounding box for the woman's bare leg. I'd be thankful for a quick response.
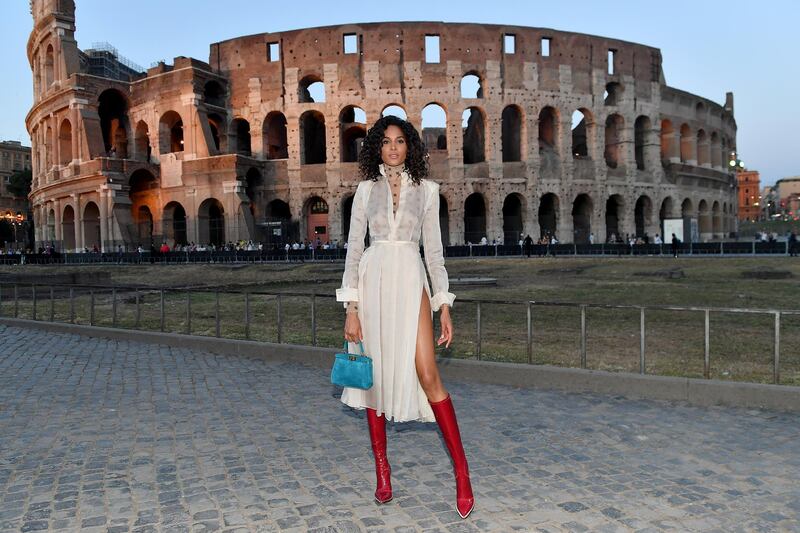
[415,288,448,403]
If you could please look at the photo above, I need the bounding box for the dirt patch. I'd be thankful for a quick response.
[633,269,686,279]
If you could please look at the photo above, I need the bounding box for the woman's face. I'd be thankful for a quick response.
[380,124,408,167]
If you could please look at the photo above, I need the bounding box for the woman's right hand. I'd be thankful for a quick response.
[344,312,363,343]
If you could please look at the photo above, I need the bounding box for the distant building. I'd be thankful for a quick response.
[761,186,777,219]
[0,140,32,216]
[737,170,761,221]
[775,177,800,219]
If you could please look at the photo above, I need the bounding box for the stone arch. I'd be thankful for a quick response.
[572,194,593,244]
[299,74,325,103]
[501,105,523,162]
[698,199,712,240]
[681,198,694,219]
[299,111,326,164]
[340,105,367,163]
[207,113,226,152]
[634,115,650,170]
[163,201,187,246]
[58,118,72,165]
[381,104,407,120]
[710,131,721,167]
[502,193,524,243]
[605,194,625,241]
[660,119,677,162]
[44,44,55,89]
[604,82,623,106]
[129,169,159,245]
[460,72,483,99]
[634,195,653,237]
[62,204,75,251]
[659,196,675,228]
[697,129,710,166]
[695,101,706,118]
[304,196,329,243]
[46,208,56,242]
[82,202,101,250]
[712,200,722,237]
[462,107,486,164]
[134,120,151,161]
[263,111,288,159]
[680,123,693,163]
[538,193,559,239]
[538,106,558,151]
[98,89,130,157]
[159,111,184,154]
[198,198,225,245]
[231,118,252,156]
[571,108,593,158]
[464,193,486,244]
[604,114,624,168]
[422,103,448,151]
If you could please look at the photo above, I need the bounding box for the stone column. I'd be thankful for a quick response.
[72,193,83,251]
[99,187,109,252]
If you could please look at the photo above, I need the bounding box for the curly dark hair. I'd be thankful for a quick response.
[358,115,428,184]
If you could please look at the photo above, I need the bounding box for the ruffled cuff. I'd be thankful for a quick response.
[336,287,359,308]
[429,291,456,312]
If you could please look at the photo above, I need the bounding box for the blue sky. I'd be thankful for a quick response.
[1,0,796,186]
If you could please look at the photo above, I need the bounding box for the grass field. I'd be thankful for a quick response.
[1,256,798,385]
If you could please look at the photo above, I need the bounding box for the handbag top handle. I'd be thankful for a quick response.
[343,340,366,355]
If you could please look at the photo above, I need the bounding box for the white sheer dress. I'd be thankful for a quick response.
[336,164,456,423]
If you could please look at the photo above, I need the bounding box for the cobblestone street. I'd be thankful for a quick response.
[0,325,798,532]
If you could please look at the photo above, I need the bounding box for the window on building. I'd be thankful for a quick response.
[541,37,551,57]
[267,42,280,62]
[608,49,616,75]
[425,35,440,63]
[343,34,358,54]
[504,34,516,54]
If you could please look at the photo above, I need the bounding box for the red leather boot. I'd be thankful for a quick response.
[366,408,392,503]
[429,394,475,519]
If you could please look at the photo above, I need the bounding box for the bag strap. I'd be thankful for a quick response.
[343,340,367,356]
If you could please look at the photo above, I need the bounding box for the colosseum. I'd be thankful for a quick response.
[26,0,738,252]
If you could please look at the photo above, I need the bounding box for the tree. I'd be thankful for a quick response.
[7,169,32,198]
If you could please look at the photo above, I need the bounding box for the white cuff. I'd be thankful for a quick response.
[336,287,359,308]
[429,291,456,312]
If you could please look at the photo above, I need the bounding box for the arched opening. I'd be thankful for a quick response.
[681,198,693,222]
[83,202,101,251]
[163,201,187,247]
[59,119,72,165]
[340,106,367,162]
[198,198,225,246]
[604,82,623,106]
[464,193,486,244]
[712,201,722,237]
[439,195,450,246]
[460,73,483,99]
[462,108,485,164]
[98,89,129,157]
[232,118,252,156]
[572,194,593,244]
[695,102,706,118]
[159,111,184,154]
[44,44,55,89]
[381,104,407,120]
[605,195,624,241]
[135,206,154,248]
[604,114,624,168]
[634,116,650,170]
[299,111,326,164]
[265,199,293,244]
[710,132,721,167]
[571,109,592,158]
[62,204,75,251]
[697,129,709,166]
[203,80,225,108]
[659,197,674,233]
[245,168,262,222]
[299,75,325,103]
[501,106,522,162]
[538,106,558,152]
[47,209,56,242]
[660,119,675,162]
[304,196,329,243]
[207,113,225,152]
[680,124,693,163]
[538,193,558,239]
[129,169,159,246]
[698,199,711,239]
[134,121,151,161]
[263,112,288,159]
[422,103,447,151]
[502,194,523,244]
[635,195,653,237]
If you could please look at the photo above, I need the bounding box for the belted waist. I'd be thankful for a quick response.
[371,240,418,246]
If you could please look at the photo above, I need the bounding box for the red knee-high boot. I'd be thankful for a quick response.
[429,394,475,519]
[366,408,392,503]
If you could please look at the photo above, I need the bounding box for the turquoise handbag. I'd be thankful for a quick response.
[331,340,373,390]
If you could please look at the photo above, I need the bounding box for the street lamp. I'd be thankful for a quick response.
[3,211,25,250]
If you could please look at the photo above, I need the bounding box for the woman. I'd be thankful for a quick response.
[336,116,474,519]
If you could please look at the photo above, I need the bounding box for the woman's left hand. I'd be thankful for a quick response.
[437,306,453,348]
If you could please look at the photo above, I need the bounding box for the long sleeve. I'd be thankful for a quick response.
[421,180,456,311]
[336,181,368,306]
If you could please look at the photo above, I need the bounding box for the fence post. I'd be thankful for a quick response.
[704,309,710,379]
[774,312,781,385]
[311,294,317,347]
[49,286,54,322]
[32,285,37,321]
[159,289,165,332]
[90,290,95,326]
[245,292,251,340]
[580,305,587,369]
[526,301,533,364]
[185,290,191,335]
[112,288,117,327]
[215,292,221,338]
[475,301,482,360]
[639,307,646,374]
[276,294,283,343]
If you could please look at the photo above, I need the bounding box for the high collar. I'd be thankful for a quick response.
[378,163,411,181]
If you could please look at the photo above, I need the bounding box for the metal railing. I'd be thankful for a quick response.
[0,282,797,386]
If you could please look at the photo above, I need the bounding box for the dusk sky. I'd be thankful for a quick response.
[1,0,796,186]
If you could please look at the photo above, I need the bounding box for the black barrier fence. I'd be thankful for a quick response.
[0,241,797,265]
